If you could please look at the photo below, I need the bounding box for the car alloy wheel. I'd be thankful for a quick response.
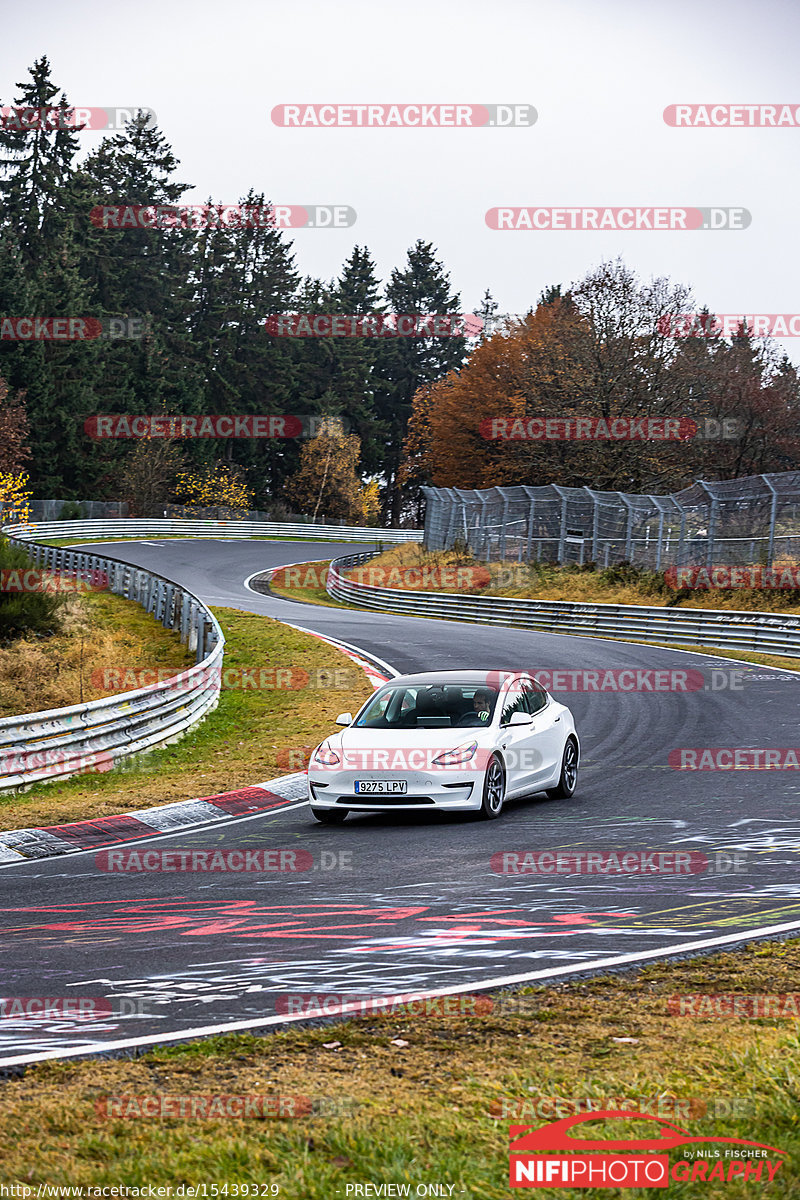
[479,754,506,819]
[547,738,579,799]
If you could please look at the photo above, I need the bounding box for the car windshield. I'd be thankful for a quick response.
[354,683,499,729]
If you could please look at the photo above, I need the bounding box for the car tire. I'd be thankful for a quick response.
[547,738,579,799]
[478,754,506,819]
[311,807,348,824]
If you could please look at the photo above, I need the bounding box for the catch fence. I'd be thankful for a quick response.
[422,473,800,569]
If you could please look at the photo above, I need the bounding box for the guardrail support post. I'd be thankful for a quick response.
[764,475,779,569]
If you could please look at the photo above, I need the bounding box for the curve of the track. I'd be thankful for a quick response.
[2,537,800,1066]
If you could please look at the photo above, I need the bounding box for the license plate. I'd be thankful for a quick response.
[354,779,408,794]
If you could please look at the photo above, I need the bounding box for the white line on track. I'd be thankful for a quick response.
[242,556,333,597]
[4,916,800,1067]
[283,623,399,679]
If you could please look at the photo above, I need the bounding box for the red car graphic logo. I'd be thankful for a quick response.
[510,1111,787,1156]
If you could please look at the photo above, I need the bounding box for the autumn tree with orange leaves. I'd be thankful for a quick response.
[401,261,800,495]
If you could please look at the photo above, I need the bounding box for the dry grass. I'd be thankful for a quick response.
[0,591,194,719]
[355,544,800,613]
[267,561,354,608]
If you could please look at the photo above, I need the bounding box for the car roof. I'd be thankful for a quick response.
[379,671,526,687]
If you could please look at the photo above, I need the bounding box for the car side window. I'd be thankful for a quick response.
[526,681,549,714]
[500,682,528,725]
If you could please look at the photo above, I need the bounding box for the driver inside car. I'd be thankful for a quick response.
[458,687,495,726]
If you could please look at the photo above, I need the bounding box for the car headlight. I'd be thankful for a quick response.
[312,743,340,766]
[432,740,478,766]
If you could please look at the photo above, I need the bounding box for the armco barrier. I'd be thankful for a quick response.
[0,531,224,792]
[3,518,423,544]
[327,551,800,660]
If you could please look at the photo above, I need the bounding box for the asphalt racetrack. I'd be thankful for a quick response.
[2,538,799,1066]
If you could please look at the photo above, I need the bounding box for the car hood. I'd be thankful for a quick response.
[334,727,493,753]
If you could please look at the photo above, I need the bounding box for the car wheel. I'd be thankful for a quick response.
[311,807,348,824]
[479,754,506,819]
[547,738,579,799]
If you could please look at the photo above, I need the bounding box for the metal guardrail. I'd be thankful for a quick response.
[1,530,224,792]
[4,518,423,544]
[327,551,800,661]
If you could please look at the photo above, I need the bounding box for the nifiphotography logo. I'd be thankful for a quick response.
[508,1111,787,1188]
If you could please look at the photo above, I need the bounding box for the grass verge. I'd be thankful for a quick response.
[0,608,374,830]
[266,560,353,609]
[1,938,798,1194]
[0,590,193,719]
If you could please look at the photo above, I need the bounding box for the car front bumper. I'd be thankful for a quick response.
[308,768,480,812]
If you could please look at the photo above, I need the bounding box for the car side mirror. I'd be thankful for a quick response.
[335,712,353,726]
[507,710,533,726]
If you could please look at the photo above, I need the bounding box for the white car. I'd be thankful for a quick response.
[307,670,579,823]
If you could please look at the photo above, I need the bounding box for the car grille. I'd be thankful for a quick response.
[335,795,436,806]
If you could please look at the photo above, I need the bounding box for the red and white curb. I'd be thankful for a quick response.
[0,629,393,865]
[0,775,307,864]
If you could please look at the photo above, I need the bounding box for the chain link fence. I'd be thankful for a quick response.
[422,472,800,569]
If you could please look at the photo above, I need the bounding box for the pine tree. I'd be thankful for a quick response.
[72,115,204,494]
[475,287,499,340]
[327,245,385,475]
[376,240,467,524]
[189,189,301,501]
[0,56,82,263]
[0,58,103,495]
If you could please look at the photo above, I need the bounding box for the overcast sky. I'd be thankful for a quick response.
[3,0,800,358]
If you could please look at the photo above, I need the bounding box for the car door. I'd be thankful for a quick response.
[498,678,540,795]
[522,678,565,786]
